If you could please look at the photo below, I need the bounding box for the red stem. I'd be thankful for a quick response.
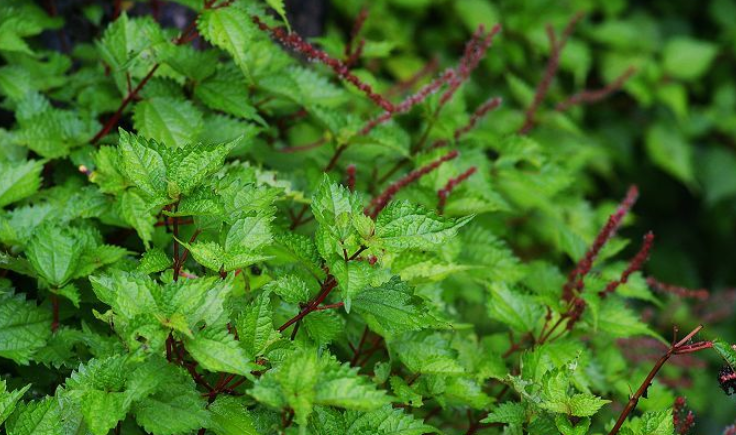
[518,12,585,135]
[366,150,459,218]
[608,325,709,435]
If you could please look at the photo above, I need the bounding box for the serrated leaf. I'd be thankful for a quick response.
[0,381,30,425]
[0,293,51,364]
[482,401,526,424]
[170,143,232,196]
[134,97,204,149]
[487,283,543,333]
[117,130,168,198]
[183,326,257,377]
[343,406,439,435]
[374,202,473,252]
[352,277,438,338]
[6,397,61,435]
[26,224,84,287]
[0,160,43,209]
[132,372,209,435]
[198,7,258,80]
[713,339,736,370]
[237,291,279,358]
[207,396,258,435]
[138,248,172,274]
[118,189,157,248]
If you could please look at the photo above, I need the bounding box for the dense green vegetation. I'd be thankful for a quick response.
[0,0,735,433]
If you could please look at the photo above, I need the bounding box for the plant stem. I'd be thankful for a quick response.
[607,325,710,435]
[50,293,59,332]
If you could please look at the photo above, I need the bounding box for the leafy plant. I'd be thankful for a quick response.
[0,0,734,434]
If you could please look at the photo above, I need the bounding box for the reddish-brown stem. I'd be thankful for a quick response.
[350,326,370,366]
[50,293,59,332]
[90,4,216,144]
[278,247,367,335]
[313,302,345,312]
[176,229,202,272]
[324,145,347,172]
[437,167,477,214]
[556,66,637,112]
[366,150,459,218]
[518,12,585,135]
[113,0,122,19]
[172,211,180,282]
[608,325,709,435]
[346,164,356,192]
[278,278,338,332]
[278,138,327,153]
[155,218,194,227]
[90,64,160,144]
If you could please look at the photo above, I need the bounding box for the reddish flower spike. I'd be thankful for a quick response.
[344,8,368,66]
[440,24,502,105]
[599,231,655,298]
[252,16,394,113]
[437,167,477,214]
[556,66,637,111]
[519,12,585,135]
[366,150,459,219]
[646,277,709,301]
[359,24,501,137]
[673,396,696,435]
[562,185,639,301]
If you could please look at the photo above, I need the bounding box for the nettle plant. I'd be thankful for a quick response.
[0,1,734,434]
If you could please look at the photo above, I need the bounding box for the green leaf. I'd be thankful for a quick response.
[117,130,168,198]
[26,224,84,287]
[237,291,279,358]
[0,381,30,425]
[645,124,695,186]
[198,7,258,80]
[663,37,718,81]
[250,351,389,426]
[482,402,526,424]
[194,65,260,122]
[133,97,204,149]
[713,339,736,370]
[352,277,439,338]
[330,260,375,311]
[264,0,290,32]
[183,326,257,377]
[263,275,311,304]
[343,406,439,435]
[374,202,473,252]
[6,397,62,435]
[76,390,128,435]
[138,248,172,274]
[207,396,258,435]
[132,368,209,435]
[0,293,51,364]
[392,332,465,375]
[118,190,157,249]
[487,283,543,333]
[170,143,232,196]
[0,160,43,209]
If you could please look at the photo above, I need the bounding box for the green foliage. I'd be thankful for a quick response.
[0,0,733,434]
